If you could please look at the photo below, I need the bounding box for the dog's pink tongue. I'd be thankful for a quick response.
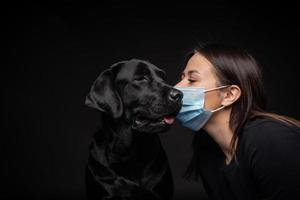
[164,117,175,125]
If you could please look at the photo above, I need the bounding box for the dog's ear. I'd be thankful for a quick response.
[85,67,123,119]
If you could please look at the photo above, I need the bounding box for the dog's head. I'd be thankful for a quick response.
[85,59,182,133]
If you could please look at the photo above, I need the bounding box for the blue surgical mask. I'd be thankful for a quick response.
[174,85,228,131]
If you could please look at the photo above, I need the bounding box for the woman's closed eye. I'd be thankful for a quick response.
[188,79,197,83]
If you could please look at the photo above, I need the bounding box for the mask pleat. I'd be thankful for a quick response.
[176,109,204,123]
[179,105,202,113]
[183,111,213,131]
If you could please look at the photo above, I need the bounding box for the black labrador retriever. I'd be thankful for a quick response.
[85,59,182,200]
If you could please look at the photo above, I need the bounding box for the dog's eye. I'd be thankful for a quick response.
[133,76,149,82]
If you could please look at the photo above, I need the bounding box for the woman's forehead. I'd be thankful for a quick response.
[184,53,215,76]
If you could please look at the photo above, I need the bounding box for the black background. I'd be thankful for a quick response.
[3,2,300,200]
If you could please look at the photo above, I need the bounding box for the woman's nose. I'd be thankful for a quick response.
[174,80,185,87]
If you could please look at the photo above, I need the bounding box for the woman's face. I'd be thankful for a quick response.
[175,52,223,110]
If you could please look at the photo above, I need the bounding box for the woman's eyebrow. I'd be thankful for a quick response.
[182,70,200,76]
[187,70,201,77]
[180,70,201,80]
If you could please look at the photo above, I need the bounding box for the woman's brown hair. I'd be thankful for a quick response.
[184,43,300,180]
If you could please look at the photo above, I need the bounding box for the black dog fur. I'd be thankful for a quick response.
[85,59,182,200]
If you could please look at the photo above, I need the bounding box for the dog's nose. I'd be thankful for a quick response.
[169,89,183,102]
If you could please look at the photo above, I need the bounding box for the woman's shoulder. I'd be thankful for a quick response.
[237,118,300,200]
[240,117,300,151]
[243,117,299,138]
[237,118,300,173]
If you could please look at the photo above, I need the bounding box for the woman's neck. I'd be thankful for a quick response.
[204,109,234,164]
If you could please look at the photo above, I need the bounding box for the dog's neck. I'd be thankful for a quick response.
[102,116,139,160]
[98,115,161,166]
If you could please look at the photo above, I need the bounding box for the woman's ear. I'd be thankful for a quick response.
[221,85,241,107]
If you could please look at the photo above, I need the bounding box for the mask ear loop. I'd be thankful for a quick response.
[204,85,230,92]
[206,85,230,112]
[211,105,226,113]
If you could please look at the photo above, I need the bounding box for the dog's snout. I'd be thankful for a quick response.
[169,89,183,102]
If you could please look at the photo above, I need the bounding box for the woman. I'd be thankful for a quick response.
[174,43,300,200]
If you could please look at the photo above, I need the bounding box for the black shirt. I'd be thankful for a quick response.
[198,118,300,200]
